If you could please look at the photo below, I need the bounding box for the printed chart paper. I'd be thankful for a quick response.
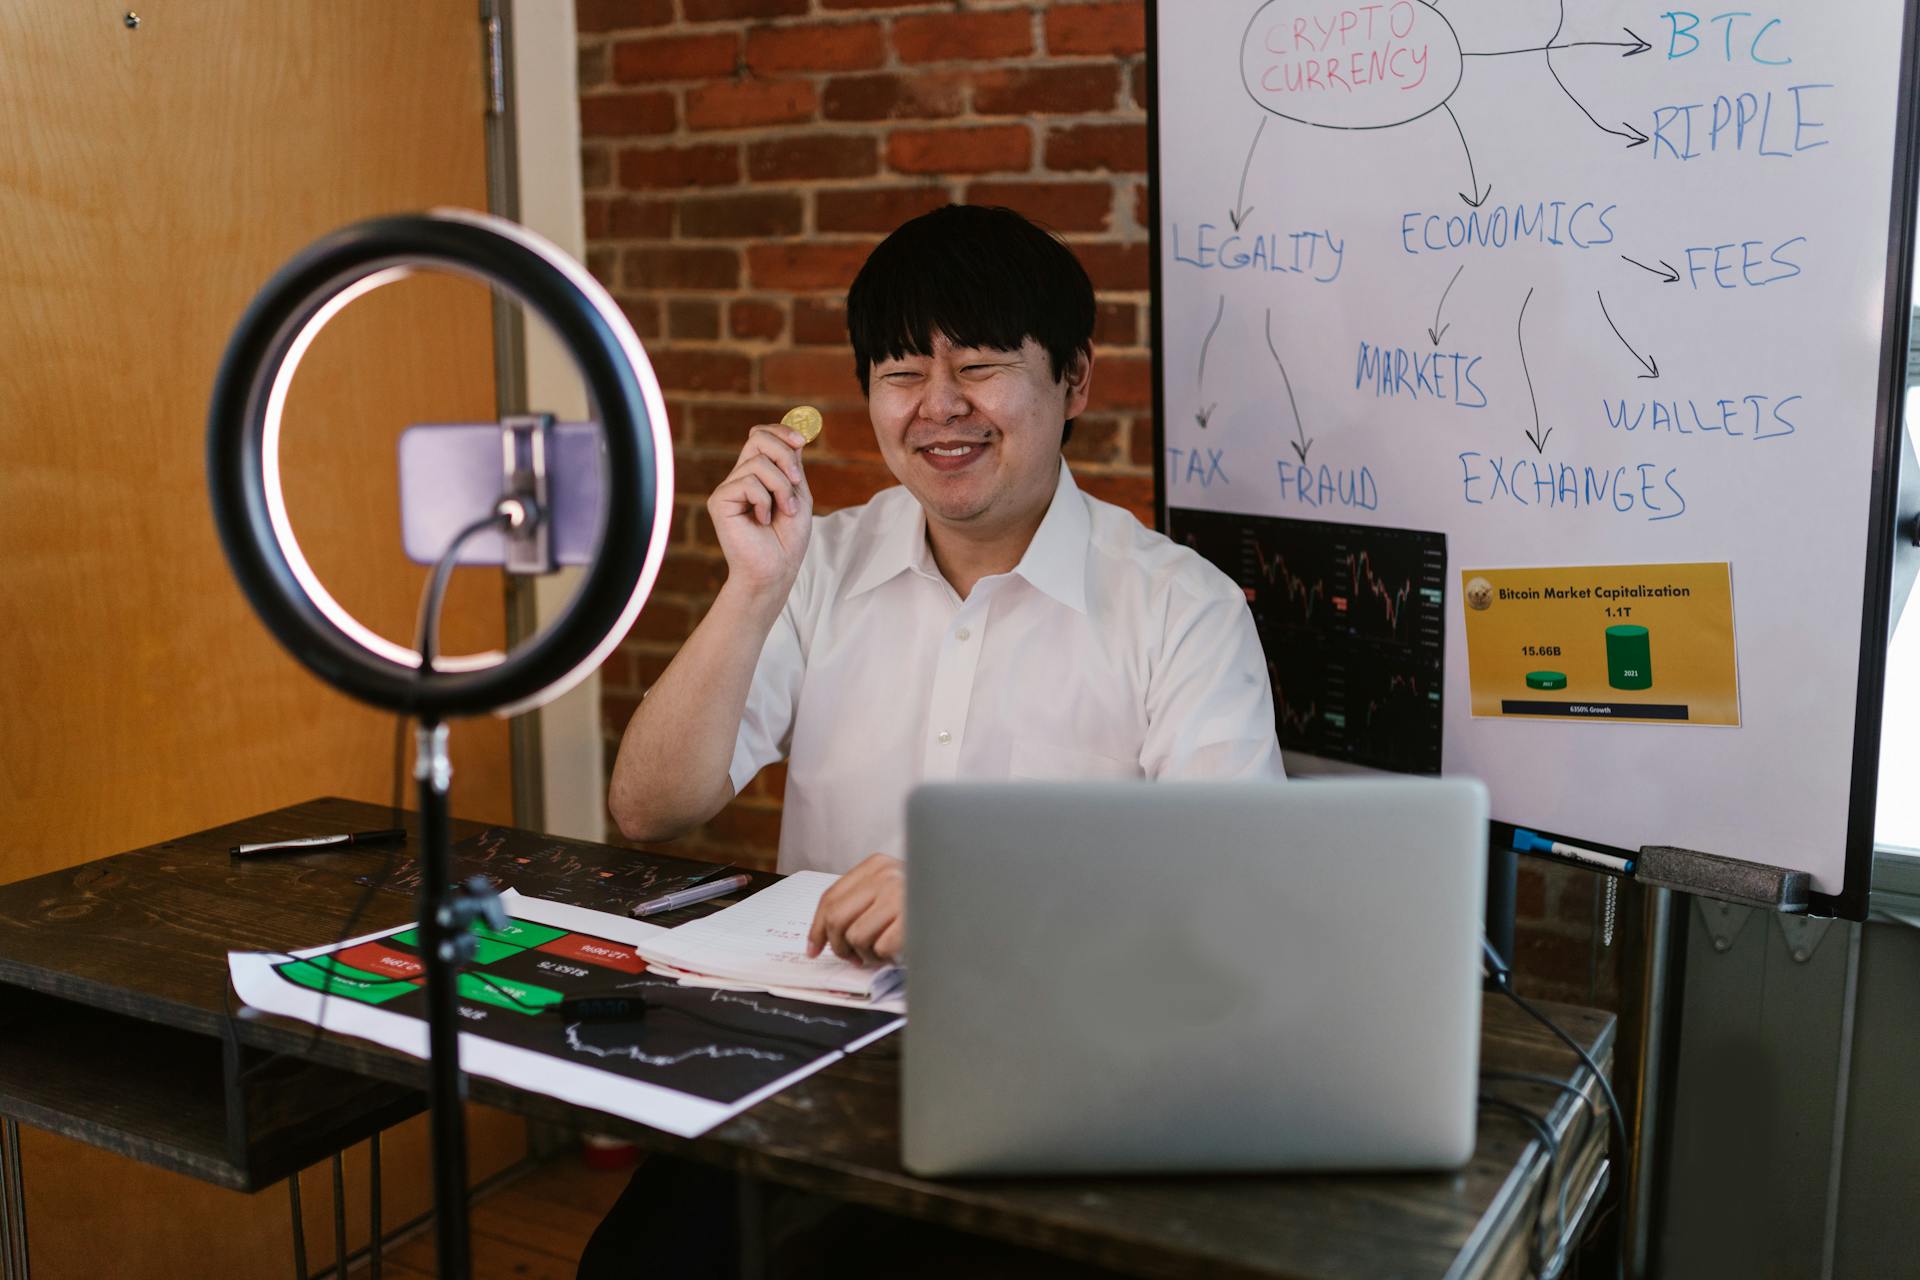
[1461,562,1738,725]
[228,890,902,1138]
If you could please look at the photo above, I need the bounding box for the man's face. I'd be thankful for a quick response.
[867,332,1091,536]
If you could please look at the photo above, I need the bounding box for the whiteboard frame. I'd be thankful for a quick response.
[1144,0,1920,920]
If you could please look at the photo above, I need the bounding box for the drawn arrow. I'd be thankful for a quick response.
[1230,118,1267,230]
[1197,295,1224,383]
[1547,62,1649,146]
[1620,253,1681,283]
[1265,308,1313,464]
[1544,2,1650,148]
[1465,27,1651,58]
[1429,264,1464,346]
[1596,290,1659,379]
[1441,104,1491,207]
[1518,287,1550,454]
[1196,294,1225,428]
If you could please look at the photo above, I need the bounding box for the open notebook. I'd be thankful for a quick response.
[632,870,905,1010]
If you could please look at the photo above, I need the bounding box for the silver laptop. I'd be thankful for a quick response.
[901,778,1488,1177]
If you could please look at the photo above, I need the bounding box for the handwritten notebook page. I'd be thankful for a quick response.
[633,870,904,1002]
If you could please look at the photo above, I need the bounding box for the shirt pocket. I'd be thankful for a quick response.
[1008,738,1140,782]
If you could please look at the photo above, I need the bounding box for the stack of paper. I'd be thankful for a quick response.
[633,870,905,1012]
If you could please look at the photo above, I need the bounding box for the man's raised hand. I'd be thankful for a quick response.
[707,424,813,601]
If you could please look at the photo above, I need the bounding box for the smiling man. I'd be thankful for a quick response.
[606,204,1283,968]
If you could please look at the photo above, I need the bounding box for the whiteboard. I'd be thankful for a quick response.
[1151,0,1917,913]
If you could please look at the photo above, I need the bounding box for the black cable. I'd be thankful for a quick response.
[455,968,846,1055]
[1494,978,1631,1189]
[415,510,514,677]
[297,509,508,1045]
[228,508,509,1085]
[1481,1069,1606,1136]
[1479,1094,1565,1278]
[1478,1095,1560,1273]
[1481,1069,1598,1108]
[1481,1073,1621,1269]
[1483,939,1629,1280]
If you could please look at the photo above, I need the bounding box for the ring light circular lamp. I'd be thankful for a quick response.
[207,209,673,719]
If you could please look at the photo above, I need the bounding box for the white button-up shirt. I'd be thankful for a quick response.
[729,461,1284,873]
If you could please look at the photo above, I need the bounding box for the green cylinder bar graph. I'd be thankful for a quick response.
[1606,625,1652,690]
[1526,671,1567,690]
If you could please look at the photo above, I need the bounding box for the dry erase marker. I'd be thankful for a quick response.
[230,829,406,857]
[1511,829,1634,875]
[629,873,752,918]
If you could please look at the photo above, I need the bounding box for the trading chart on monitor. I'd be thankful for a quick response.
[1171,509,1446,774]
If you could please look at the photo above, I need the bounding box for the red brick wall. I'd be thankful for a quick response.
[577,0,1607,1008]
[579,0,1153,858]
[1518,860,1619,1007]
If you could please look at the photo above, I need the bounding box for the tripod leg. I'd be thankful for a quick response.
[415,720,473,1280]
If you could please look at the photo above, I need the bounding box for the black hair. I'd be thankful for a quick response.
[846,205,1095,444]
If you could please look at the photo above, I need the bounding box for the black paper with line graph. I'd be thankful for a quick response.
[268,912,896,1105]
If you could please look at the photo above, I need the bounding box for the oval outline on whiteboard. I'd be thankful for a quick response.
[1238,0,1465,131]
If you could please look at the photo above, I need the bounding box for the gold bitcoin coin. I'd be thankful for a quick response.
[781,404,823,444]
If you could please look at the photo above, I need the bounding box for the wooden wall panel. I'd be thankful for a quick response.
[0,3,532,1275]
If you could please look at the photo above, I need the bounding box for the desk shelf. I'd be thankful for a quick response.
[0,986,419,1191]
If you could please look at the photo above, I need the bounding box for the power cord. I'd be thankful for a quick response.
[1481,1069,1604,1115]
[1478,1094,1566,1277]
[456,968,844,1056]
[1481,936,1629,1280]
[227,505,515,1084]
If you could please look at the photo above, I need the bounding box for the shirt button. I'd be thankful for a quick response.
[936,731,952,745]
[955,627,971,641]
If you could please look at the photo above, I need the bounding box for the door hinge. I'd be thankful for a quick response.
[484,13,506,118]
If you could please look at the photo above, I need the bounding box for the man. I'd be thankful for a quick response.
[607,204,1282,969]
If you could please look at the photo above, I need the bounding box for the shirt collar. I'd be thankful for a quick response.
[844,460,1089,612]
[844,489,936,600]
[1009,460,1090,613]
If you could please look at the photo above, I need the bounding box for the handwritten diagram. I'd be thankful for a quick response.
[1166,0,1833,508]
[1158,0,1904,892]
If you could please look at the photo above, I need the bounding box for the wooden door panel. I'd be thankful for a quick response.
[0,1,513,881]
[0,4,529,1276]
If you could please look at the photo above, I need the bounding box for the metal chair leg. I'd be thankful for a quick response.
[331,1154,348,1280]
[368,1133,382,1280]
[289,1169,309,1280]
[2,1117,29,1280]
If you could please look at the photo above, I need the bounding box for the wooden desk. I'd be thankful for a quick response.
[0,798,1614,1280]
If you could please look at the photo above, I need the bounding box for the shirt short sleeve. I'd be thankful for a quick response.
[1141,584,1286,781]
[727,592,807,796]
